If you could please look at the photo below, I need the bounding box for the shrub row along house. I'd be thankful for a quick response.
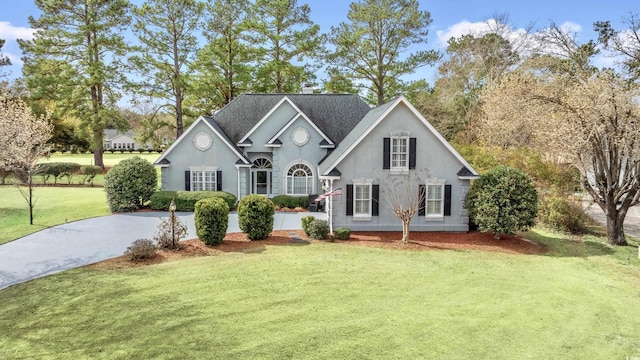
[154,93,479,232]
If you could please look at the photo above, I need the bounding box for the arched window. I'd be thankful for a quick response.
[286,163,313,195]
[252,157,272,169]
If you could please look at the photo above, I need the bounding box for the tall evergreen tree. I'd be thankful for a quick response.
[130,0,204,138]
[189,0,253,113]
[0,39,11,77]
[249,0,323,93]
[18,0,130,168]
[327,0,439,105]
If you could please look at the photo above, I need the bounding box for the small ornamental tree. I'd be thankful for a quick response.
[465,165,538,238]
[237,194,274,240]
[195,197,229,246]
[104,156,157,212]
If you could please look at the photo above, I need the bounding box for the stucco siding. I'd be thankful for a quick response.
[160,120,242,198]
[330,102,471,232]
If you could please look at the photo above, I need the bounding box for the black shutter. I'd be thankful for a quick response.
[184,170,191,191]
[444,184,452,216]
[418,184,426,216]
[372,185,379,216]
[346,184,353,215]
[216,170,222,191]
[383,138,390,169]
[409,138,416,169]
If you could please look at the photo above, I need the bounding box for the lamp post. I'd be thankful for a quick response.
[169,199,177,248]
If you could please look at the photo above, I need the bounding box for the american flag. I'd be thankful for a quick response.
[315,188,342,202]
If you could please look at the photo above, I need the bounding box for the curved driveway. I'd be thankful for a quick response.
[0,211,323,290]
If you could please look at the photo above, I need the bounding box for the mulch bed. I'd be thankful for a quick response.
[86,230,546,270]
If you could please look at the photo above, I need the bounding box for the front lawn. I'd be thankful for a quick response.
[1,237,639,359]
[0,186,109,244]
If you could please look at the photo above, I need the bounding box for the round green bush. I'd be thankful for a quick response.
[334,227,351,240]
[195,197,229,246]
[104,156,157,212]
[465,165,538,238]
[237,195,274,240]
[307,219,329,240]
[301,215,315,236]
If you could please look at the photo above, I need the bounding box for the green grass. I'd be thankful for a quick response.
[1,236,639,359]
[43,152,160,167]
[0,185,109,244]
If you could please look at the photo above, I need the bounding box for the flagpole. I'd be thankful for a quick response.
[329,179,333,236]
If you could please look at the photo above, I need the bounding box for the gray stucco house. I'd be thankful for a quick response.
[154,93,479,232]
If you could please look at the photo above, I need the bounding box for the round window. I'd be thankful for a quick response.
[291,127,309,146]
[193,132,212,151]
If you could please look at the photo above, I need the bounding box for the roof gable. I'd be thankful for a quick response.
[267,113,334,146]
[319,96,479,177]
[211,94,371,145]
[154,116,250,166]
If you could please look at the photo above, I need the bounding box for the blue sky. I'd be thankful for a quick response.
[0,0,637,84]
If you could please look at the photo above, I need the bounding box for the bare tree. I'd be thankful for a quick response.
[384,172,426,243]
[480,69,640,246]
[0,88,53,225]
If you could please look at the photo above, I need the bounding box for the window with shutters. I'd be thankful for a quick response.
[426,184,444,216]
[391,136,408,171]
[191,170,216,191]
[354,183,371,217]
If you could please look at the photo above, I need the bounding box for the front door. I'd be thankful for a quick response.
[255,170,269,195]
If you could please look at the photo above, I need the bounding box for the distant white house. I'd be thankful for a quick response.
[103,130,151,150]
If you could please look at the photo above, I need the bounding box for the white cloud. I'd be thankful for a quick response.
[0,21,35,41]
[436,19,532,48]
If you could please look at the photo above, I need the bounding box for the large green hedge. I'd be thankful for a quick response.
[104,157,157,212]
[150,190,236,211]
[464,165,538,238]
[195,197,229,246]
[238,195,274,240]
[271,195,308,209]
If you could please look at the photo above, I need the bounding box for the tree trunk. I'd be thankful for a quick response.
[401,218,410,243]
[606,213,628,246]
[28,175,34,225]
[93,128,105,169]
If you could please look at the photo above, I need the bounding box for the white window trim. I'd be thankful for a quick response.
[352,178,373,221]
[285,163,314,196]
[390,135,409,173]
[189,166,218,192]
[425,178,446,221]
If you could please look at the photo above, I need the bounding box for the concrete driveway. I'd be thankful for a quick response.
[583,199,640,238]
[0,211,325,290]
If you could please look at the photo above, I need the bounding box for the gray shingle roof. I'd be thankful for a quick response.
[318,99,398,173]
[209,94,372,144]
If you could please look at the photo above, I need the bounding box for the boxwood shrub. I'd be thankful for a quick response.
[334,227,351,240]
[150,190,236,211]
[195,197,229,246]
[307,219,329,240]
[238,195,274,240]
[271,195,308,209]
[301,215,315,236]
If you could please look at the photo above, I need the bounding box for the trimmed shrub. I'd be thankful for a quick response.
[334,227,351,240]
[150,190,236,211]
[238,195,274,240]
[307,219,329,240]
[301,215,315,236]
[124,239,156,260]
[271,195,308,209]
[0,168,11,185]
[195,197,229,246]
[538,193,591,234]
[39,162,82,184]
[79,165,102,186]
[465,165,538,238]
[104,156,157,212]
